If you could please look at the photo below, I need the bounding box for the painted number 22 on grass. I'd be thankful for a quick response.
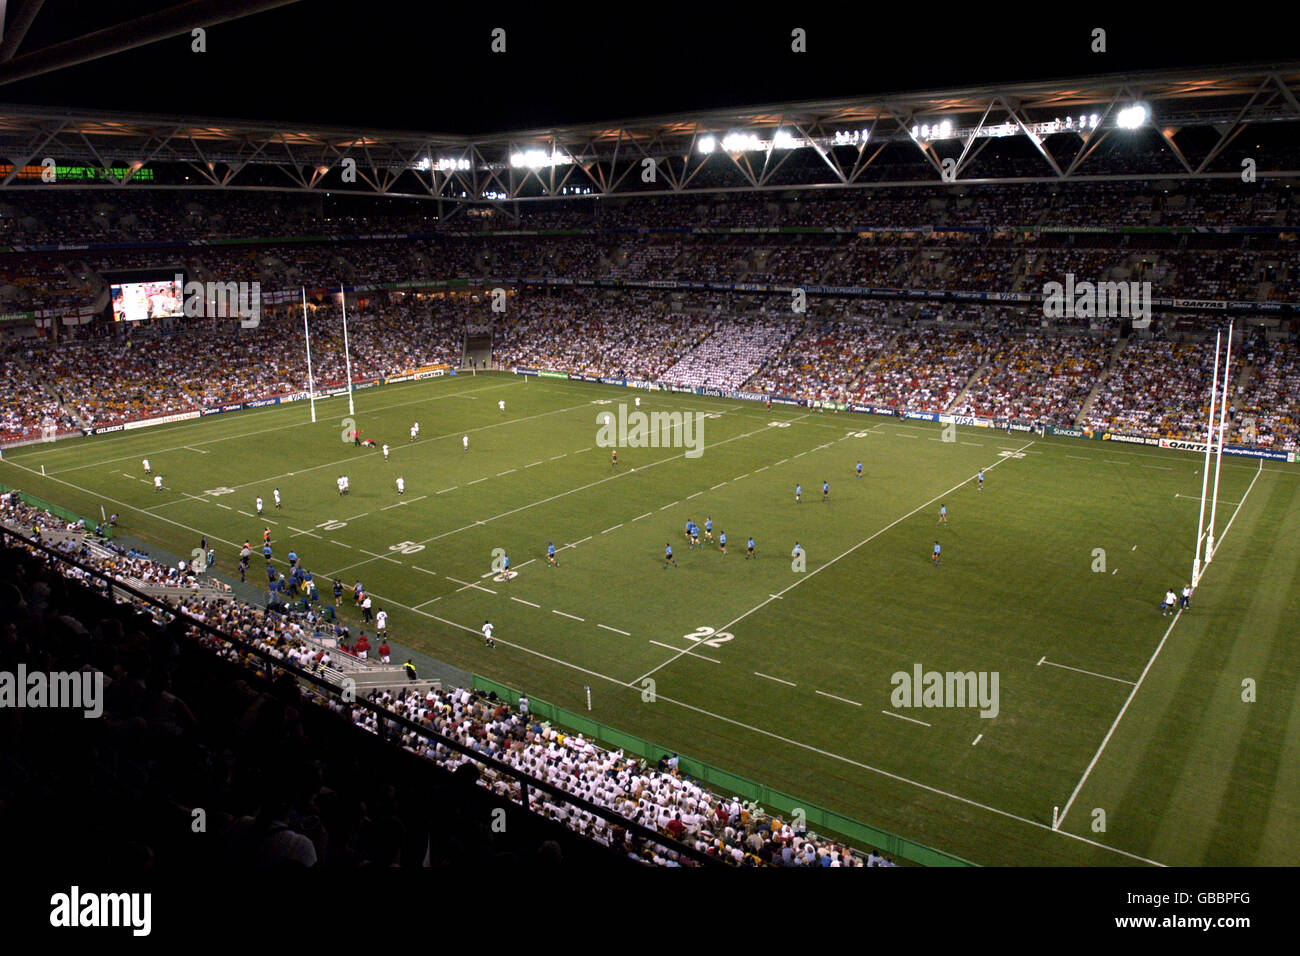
[683,626,734,648]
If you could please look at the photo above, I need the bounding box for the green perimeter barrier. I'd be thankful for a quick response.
[472,674,973,866]
[0,483,110,538]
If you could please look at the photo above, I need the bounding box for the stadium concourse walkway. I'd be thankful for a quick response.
[111,531,466,689]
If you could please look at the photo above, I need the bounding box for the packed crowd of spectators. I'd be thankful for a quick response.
[2,491,892,866]
[1083,338,1218,440]
[659,316,798,390]
[953,333,1111,425]
[369,685,881,866]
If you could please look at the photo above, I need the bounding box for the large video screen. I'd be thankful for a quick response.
[110,279,183,323]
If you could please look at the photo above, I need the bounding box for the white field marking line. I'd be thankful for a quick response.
[1174,492,1241,506]
[48,379,511,475]
[184,446,208,454]
[1141,465,1172,470]
[630,440,1037,686]
[288,526,323,539]
[413,597,442,609]
[360,549,403,564]
[972,734,983,746]
[686,491,704,499]
[896,435,917,439]
[734,473,749,480]
[148,396,597,505]
[214,503,232,510]
[659,501,678,510]
[601,524,623,534]
[516,558,536,569]
[379,494,427,509]
[575,447,592,453]
[881,710,930,727]
[437,486,458,494]
[511,597,540,608]
[815,690,862,707]
[1056,457,1263,832]
[754,671,796,687]
[648,640,721,663]
[710,482,727,490]
[345,585,1164,866]
[598,624,630,636]
[632,512,652,521]
[774,458,788,465]
[238,510,253,517]
[1037,657,1136,686]
[326,417,795,576]
[755,466,769,472]
[550,454,567,460]
[331,540,350,549]
[413,566,437,576]
[1104,460,1131,465]
[572,536,592,545]
[553,610,585,622]
[467,477,489,485]
[960,441,983,447]
[498,469,516,476]
[1066,455,1089,460]
[526,461,544,468]
[55,439,1156,871]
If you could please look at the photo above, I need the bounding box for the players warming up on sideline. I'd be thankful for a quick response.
[396,476,405,495]
[611,449,618,468]
[856,461,863,480]
[1161,588,1178,616]
[383,443,390,462]
[463,435,469,452]
[143,458,151,475]
[938,503,948,525]
[274,488,281,509]
[932,541,941,566]
[1181,584,1192,610]
[746,536,756,559]
[795,483,802,504]
[482,620,495,647]
[256,496,264,516]
[411,422,419,441]
[977,470,984,491]
[704,517,713,542]
[664,543,678,568]
[719,531,727,554]
[153,475,163,492]
[547,541,558,567]
[823,480,829,502]
[498,400,506,415]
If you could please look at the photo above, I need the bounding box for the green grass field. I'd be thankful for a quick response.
[3,370,1298,866]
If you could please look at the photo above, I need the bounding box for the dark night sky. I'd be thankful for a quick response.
[0,1,1293,134]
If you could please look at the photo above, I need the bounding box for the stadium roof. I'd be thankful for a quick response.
[2,63,1300,204]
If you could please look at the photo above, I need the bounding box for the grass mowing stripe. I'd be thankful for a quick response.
[1055,458,1264,832]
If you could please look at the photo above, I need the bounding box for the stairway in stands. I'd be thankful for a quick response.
[1074,335,1130,426]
